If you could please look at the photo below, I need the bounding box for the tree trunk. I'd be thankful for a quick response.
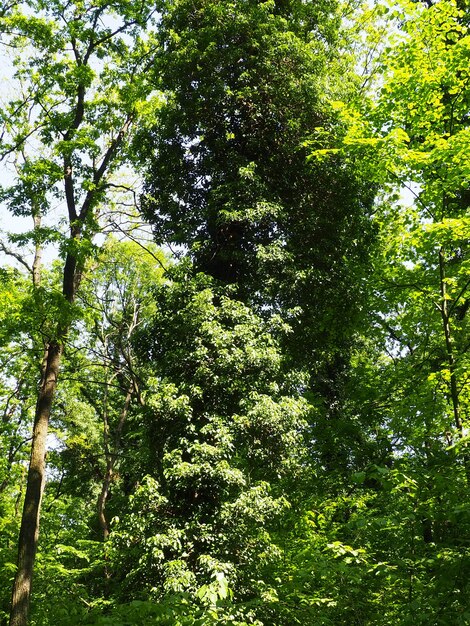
[9,238,79,625]
[439,248,462,432]
[438,247,469,482]
[8,56,133,622]
[9,340,63,626]
[98,385,133,541]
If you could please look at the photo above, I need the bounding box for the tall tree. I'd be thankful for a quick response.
[108,270,311,621]
[138,0,376,377]
[331,0,470,476]
[375,0,470,464]
[0,2,158,622]
[304,1,470,621]
[136,0,379,504]
[71,239,165,544]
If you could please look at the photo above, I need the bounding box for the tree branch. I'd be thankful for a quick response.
[0,239,32,273]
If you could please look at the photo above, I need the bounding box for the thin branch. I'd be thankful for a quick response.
[0,240,32,273]
[59,376,130,392]
[109,219,168,273]
[386,168,437,221]
[448,276,470,317]
[78,114,134,222]
[84,17,140,64]
[0,121,49,162]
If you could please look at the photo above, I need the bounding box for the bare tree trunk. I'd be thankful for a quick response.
[98,385,133,541]
[9,341,62,626]
[9,233,79,626]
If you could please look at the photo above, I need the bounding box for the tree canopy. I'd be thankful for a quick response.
[0,0,469,625]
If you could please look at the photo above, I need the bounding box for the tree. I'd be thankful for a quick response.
[373,0,470,465]
[0,1,158,622]
[135,0,381,510]
[72,239,165,544]
[138,0,376,377]
[330,0,470,477]
[17,239,165,624]
[0,269,34,624]
[368,4,470,616]
[107,270,311,620]
[305,1,470,621]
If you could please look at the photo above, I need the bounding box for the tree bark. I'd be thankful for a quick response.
[9,237,79,626]
[9,341,63,626]
[438,247,469,482]
[98,385,133,541]
[8,49,134,620]
[438,248,463,432]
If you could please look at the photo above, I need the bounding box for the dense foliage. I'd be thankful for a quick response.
[0,0,469,625]
[139,0,376,367]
